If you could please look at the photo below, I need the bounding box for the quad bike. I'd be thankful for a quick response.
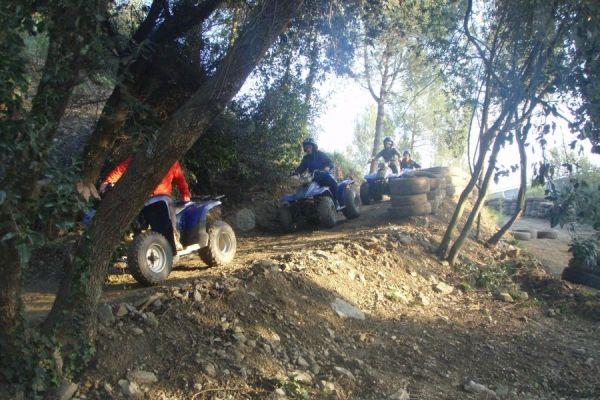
[360,160,401,205]
[84,193,236,286]
[279,170,361,231]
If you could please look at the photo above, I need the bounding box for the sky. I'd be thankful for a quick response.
[313,74,599,193]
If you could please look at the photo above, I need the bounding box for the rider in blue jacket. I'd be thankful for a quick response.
[294,138,338,203]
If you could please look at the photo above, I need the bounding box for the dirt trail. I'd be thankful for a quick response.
[509,217,596,275]
[23,200,600,399]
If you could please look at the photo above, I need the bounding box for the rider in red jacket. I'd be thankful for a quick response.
[100,157,191,201]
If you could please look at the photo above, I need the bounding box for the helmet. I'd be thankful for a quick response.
[403,150,411,157]
[383,136,393,145]
[302,137,318,150]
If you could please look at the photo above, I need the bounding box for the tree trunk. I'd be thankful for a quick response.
[45,0,303,342]
[487,118,530,246]
[436,106,510,258]
[446,128,507,264]
[370,94,386,173]
[79,0,223,188]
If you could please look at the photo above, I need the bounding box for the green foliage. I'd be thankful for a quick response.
[459,261,514,292]
[547,169,600,230]
[569,238,599,273]
[185,75,310,200]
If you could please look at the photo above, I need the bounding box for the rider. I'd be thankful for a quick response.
[294,138,338,203]
[400,150,421,170]
[100,157,191,250]
[370,136,401,173]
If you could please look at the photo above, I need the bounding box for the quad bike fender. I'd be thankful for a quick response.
[337,180,354,203]
[192,200,222,247]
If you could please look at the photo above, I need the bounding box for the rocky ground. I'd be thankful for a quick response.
[26,201,600,400]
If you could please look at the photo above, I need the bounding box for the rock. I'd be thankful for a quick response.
[512,290,529,301]
[389,388,410,400]
[291,370,312,384]
[128,370,158,385]
[153,299,163,308]
[331,298,365,320]
[203,362,217,377]
[98,304,115,326]
[416,292,430,306]
[193,289,202,302]
[440,260,450,267]
[144,312,159,328]
[385,289,410,304]
[313,250,330,259]
[398,235,413,245]
[56,380,78,400]
[333,366,355,380]
[326,328,335,339]
[131,327,144,336]
[297,356,310,368]
[494,290,514,303]
[348,269,357,281]
[116,303,129,318]
[546,308,557,317]
[464,380,497,398]
[118,379,143,399]
[585,357,594,367]
[234,208,256,231]
[433,282,454,295]
[320,380,336,394]
[232,333,247,343]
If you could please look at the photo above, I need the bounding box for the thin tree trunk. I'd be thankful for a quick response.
[370,94,386,173]
[437,105,510,258]
[447,127,508,264]
[44,0,303,343]
[487,118,530,245]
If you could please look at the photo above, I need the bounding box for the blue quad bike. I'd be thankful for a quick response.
[360,161,401,205]
[84,194,236,286]
[278,170,361,232]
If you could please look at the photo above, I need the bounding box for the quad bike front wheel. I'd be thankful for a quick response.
[318,196,337,228]
[342,187,361,219]
[199,221,237,266]
[360,182,371,205]
[127,231,173,286]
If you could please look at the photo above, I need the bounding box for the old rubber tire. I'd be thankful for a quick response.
[389,202,432,217]
[423,166,450,176]
[427,190,441,201]
[429,177,441,191]
[562,266,600,290]
[390,193,427,207]
[405,170,437,179]
[342,187,361,219]
[199,221,237,266]
[372,192,383,201]
[537,230,558,239]
[278,205,295,232]
[318,196,337,228]
[514,229,537,238]
[127,231,173,286]
[389,177,430,196]
[511,231,531,241]
[360,182,371,205]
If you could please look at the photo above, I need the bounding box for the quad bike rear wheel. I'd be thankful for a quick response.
[199,221,237,266]
[318,196,337,228]
[360,182,371,205]
[278,205,296,232]
[342,187,361,219]
[128,231,173,286]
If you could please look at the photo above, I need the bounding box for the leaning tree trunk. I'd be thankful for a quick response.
[370,93,387,173]
[44,0,303,346]
[0,0,109,371]
[446,129,507,264]
[79,0,223,188]
[437,106,510,258]
[487,118,530,246]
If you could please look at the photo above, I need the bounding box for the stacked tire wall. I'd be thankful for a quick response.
[388,177,432,217]
[484,197,553,218]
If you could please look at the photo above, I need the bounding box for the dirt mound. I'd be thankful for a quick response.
[66,199,600,400]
